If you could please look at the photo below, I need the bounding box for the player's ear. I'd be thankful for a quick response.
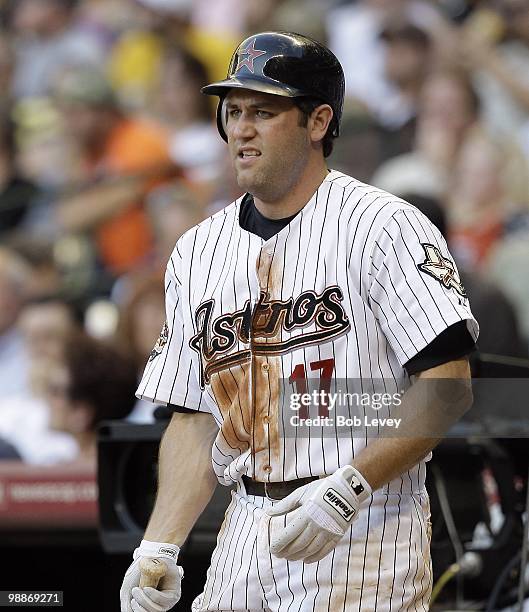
[308,104,333,147]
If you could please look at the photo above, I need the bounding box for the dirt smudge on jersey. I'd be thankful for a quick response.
[251,247,282,478]
[209,367,251,453]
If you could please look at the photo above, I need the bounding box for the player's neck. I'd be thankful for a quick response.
[253,160,329,220]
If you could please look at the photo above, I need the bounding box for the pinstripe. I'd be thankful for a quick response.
[267,519,282,609]
[279,224,290,482]
[309,560,320,612]
[299,182,320,477]
[374,492,390,609]
[358,499,373,610]
[394,213,451,327]
[283,547,296,612]
[412,495,432,611]
[401,477,415,611]
[368,291,411,360]
[244,535,258,610]
[199,214,230,304]
[382,222,437,329]
[371,268,419,352]
[313,185,332,476]
[341,526,354,612]
[225,499,254,610]
[154,288,180,399]
[380,242,429,343]
[325,547,336,612]
[201,495,238,609]
[297,557,309,611]
[336,196,355,462]
[187,225,200,332]
[218,499,247,593]
[389,484,404,610]
[291,209,304,480]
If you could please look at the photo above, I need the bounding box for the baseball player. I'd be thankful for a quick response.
[120,32,478,612]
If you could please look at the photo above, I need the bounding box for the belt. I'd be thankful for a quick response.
[241,475,320,500]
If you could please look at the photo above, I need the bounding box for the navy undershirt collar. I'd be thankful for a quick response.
[239,193,298,241]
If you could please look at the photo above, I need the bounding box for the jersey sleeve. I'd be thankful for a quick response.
[367,208,479,367]
[135,250,210,412]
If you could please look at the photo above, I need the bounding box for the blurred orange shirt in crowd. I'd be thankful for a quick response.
[92,118,173,274]
[450,220,503,269]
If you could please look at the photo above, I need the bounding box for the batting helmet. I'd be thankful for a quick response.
[201,31,345,142]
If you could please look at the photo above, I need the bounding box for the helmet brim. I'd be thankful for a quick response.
[201,76,308,99]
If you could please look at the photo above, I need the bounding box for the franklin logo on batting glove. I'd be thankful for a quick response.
[265,465,372,563]
[323,488,356,521]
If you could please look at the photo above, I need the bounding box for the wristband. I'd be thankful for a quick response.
[133,540,180,562]
[343,465,372,504]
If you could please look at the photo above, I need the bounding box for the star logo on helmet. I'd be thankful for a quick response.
[235,39,267,74]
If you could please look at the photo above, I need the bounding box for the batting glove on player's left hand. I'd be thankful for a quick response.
[266,466,371,563]
[120,540,183,612]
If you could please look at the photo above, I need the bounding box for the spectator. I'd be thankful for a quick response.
[460,1,529,155]
[0,110,40,235]
[190,0,251,38]
[486,233,529,345]
[109,0,236,101]
[447,131,528,269]
[146,180,206,265]
[5,236,64,297]
[0,295,81,465]
[114,272,165,423]
[44,331,137,461]
[9,0,104,99]
[157,46,224,186]
[52,66,176,275]
[0,252,79,465]
[11,95,77,197]
[328,23,434,182]
[371,68,481,199]
[326,0,450,128]
[0,247,33,397]
[18,295,79,392]
[380,23,433,129]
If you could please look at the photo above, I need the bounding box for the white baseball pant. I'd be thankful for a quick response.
[192,482,432,611]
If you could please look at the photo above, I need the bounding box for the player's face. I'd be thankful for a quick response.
[224,89,311,202]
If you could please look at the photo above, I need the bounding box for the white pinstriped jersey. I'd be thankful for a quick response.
[137,170,478,494]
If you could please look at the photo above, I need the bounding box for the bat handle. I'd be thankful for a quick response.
[139,557,167,589]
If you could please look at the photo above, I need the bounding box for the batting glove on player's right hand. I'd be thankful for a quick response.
[266,466,371,563]
[120,540,183,612]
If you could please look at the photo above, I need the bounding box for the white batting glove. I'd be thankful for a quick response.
[266,466,371,563]
[120,540,183,612]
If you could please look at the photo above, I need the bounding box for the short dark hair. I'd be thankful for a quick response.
[64,332,137,429]
[380,24,431,51]
[164,44,212,121]
[294,97,336,158]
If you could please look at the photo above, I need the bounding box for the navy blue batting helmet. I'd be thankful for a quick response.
[201,31,345,142]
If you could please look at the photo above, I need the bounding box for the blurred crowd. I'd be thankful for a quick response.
[0,0,528,465]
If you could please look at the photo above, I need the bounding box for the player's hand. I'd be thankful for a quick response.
[265,466,371,563]
[120,540,183,612]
